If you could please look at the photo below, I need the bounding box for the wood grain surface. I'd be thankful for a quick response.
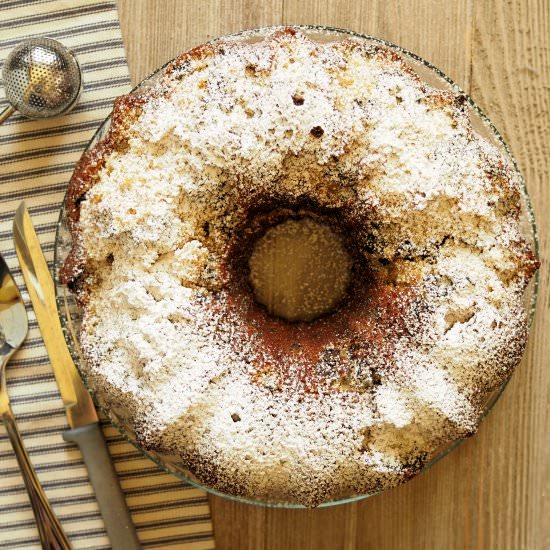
[117,1,549,548]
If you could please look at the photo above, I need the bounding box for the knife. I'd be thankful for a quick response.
[14,202,141,550]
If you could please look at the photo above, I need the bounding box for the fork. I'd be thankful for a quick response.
[0,253,73,549]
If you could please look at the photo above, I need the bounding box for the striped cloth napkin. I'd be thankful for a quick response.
[0,1,215,548]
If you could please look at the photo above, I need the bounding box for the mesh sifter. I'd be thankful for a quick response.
[0,37,82,124]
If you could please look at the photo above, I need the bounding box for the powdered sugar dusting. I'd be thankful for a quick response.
[66,29,537,506]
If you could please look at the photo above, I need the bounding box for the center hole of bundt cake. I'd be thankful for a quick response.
[248,217,352,322]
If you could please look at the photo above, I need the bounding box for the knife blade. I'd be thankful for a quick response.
[13,204,93,427]
[14,202,141,550]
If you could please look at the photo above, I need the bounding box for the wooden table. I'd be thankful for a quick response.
[117,2,549,548]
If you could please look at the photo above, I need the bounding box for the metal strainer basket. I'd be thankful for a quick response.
[0,37,82,124]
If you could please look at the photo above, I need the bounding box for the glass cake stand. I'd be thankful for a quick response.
[54,26,539,508]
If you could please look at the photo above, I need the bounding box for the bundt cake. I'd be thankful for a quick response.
[60,28,539,506]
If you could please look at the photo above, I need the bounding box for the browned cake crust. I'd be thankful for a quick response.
[60,28,539,506]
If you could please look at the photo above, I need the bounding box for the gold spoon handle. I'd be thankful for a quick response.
[0,104,15,125]
[1,404,73,550]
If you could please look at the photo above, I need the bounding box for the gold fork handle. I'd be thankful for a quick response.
[1,406,73,550]
[0,104,15,125]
